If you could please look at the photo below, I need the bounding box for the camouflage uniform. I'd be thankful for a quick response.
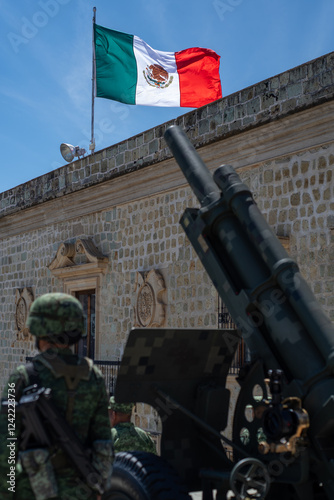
[109,397,156,454]
[0,293,113,500]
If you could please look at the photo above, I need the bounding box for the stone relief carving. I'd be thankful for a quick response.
[48,238,108,270]
[15,288,34,340]
[134,270,167,328]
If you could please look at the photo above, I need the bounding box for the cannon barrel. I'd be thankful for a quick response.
[213,164,334,369]
[165,125,334,382]
[164,125,220,207]
[165,125,334,497]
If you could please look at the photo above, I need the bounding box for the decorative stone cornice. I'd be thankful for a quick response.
[48,238,108,278]
[48,242,76,269]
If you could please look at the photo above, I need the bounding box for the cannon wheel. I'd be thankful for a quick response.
[230,457,271,500]
[103,451,192,500]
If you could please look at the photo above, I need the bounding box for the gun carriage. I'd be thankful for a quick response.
[114,125,334,500]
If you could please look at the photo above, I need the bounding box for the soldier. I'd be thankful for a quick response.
[0,292,113,499]
[109,397,157,454]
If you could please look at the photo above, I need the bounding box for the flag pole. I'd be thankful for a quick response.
[90,6,96,154]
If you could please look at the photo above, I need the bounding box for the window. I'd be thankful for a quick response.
[76,289,96,359]
[48,238,108,360]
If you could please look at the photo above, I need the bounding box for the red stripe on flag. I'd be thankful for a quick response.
[175,47,222,108]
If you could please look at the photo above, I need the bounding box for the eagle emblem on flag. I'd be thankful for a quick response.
[143,64,173,88]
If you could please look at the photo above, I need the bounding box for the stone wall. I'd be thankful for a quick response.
[243,144,334,315]
[0,51,333,436]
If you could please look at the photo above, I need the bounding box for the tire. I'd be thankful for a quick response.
[103,451,192,500]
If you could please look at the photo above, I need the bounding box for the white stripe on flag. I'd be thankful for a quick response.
[134,36,180,106]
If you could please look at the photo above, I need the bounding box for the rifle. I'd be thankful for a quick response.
[2,384,104,495]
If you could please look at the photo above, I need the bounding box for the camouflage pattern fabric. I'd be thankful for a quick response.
[18,448,58,500]
[111,422,157,454]
[0,347,113,499]
[26,293,85,341]
[108,396,134,414]
[91,440,113,490]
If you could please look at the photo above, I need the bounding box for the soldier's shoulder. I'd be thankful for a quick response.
[112,423,132,438]
[134,427,156,446]
[1,364,30,399]
[10,364,29,385]
[134,425,150,437]
[75,356,104,381]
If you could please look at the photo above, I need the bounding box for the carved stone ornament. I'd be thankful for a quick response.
[134,270,167,328]
[15,288,34,341]
[48,238,108,276]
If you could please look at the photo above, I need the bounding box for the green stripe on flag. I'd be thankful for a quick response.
[94,24,137,105]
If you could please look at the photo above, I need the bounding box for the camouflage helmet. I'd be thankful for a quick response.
[108,396,134,414]
[26,293,85,344]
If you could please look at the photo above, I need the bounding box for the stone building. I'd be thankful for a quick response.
[0,51,333,436]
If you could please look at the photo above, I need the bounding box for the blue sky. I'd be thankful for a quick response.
[1,0,334,193]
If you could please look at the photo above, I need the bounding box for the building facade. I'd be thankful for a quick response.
[1,51,333,434]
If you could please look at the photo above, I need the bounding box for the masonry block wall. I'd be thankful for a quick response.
[243,144,334,313]
[1,52,333,435]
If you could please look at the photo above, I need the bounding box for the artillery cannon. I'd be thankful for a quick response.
[108,125,334,500]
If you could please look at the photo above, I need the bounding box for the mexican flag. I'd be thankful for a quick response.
[94,24,222,108]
